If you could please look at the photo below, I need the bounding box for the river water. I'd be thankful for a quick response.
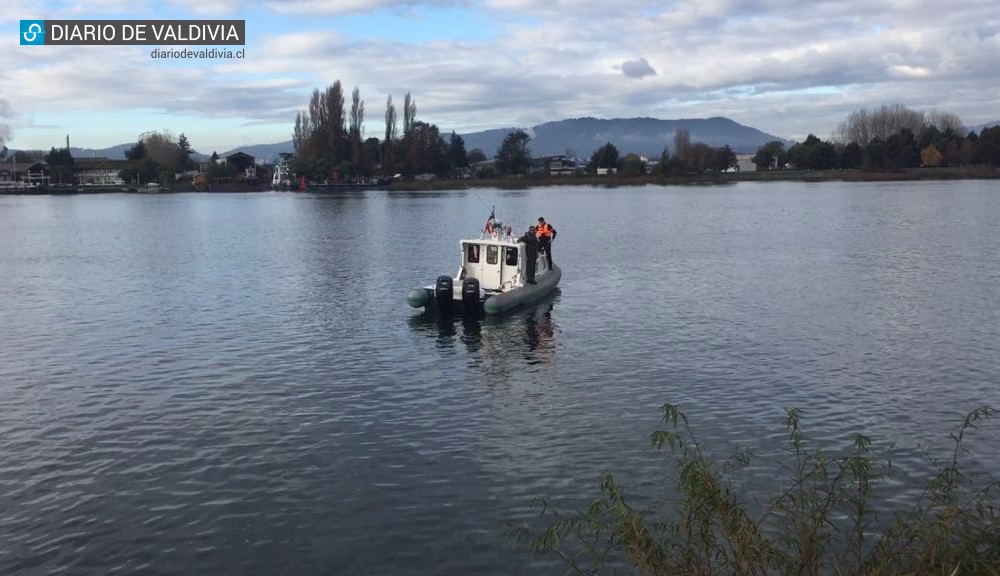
[1,181,998,574]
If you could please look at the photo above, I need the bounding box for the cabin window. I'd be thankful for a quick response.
[486,245,498,265]
[467,244,480,263]
[505,247,518,266]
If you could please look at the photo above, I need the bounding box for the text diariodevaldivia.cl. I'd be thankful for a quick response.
[149,48,245,59]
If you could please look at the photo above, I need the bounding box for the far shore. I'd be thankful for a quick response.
[388,166,1000,192]
[3,166,999,196]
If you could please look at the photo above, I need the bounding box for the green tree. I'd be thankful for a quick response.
[45,146,75,184]
[711,144,738,172]
[125,140,148,160]
[753,140,786,171]
[863,137,887,170]
[467,148,487,164]
[118,157,159,186]
[839,142,863,169]
[407,121,448,176]
[363,137,381,176]
[588,142,619,172]
[619,153,646,177]
[884,128,919,170]
[973,126,1000,166]
[658,149,685,177]
[44,146,74,166]
[787,135,838,170]
[447,132,468,174]
[495,129,532,175]
[177,133,194,170]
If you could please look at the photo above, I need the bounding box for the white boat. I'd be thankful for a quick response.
[407,211,561,316]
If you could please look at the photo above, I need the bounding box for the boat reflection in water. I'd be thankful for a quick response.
[408,289,561,379]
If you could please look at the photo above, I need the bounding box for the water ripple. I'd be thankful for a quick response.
[0,184,998,574]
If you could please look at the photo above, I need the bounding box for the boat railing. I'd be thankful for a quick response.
[480,221,515,242]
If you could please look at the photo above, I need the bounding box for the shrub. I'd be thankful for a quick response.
[511,404,999,575]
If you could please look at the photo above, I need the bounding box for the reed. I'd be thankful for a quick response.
[510,404,999,575]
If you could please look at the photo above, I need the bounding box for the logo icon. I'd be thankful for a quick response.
[20,20,45,45]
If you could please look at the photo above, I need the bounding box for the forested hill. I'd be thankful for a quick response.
[460,117,790,158]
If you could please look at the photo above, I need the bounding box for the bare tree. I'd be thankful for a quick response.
[926,109,964,134]
[140,130,182,171]
[325,81,346,166]
[383,95,397,176]
[293,111,312,155]
[403,92,417,173]
[349,87,364,169]
[836,104,925,145]
[674,128,691,164]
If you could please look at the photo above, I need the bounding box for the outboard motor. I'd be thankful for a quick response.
[435,275,454,315]
[462,278,482,317]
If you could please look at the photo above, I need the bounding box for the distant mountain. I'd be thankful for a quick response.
[54,116,785,166]
[461,117,791,158]
[64,141,292,164]
[69,145,210,162]
[219,141,294,163]
[967,121,1000,134]
[68,144,132,160]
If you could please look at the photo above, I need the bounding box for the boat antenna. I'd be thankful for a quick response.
[472,190,492,212]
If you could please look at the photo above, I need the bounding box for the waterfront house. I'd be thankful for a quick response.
[0,161,51,186]
[545,155,577,176]
[74,157,132,185]
[224,151,257,181]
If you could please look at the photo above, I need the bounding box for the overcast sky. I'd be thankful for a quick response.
[3,0,999,153]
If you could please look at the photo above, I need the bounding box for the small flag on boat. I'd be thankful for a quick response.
[484,208,495,233]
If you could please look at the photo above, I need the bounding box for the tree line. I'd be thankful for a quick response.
[289,93,999,180]
[118,131,198,185]
[752,104,1000,172]
[290,82,469,181]
[486,127,739,178]
[5,131,200,186]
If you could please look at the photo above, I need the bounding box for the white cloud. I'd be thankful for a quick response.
[5,0,1000,148]
[267,0,460,15]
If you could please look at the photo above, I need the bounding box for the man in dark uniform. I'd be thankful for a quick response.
[517,226,539,283]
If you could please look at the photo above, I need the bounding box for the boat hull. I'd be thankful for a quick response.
[407,264,561,317]
[483,264,561,315]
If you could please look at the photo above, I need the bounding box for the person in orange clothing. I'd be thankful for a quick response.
[535,216,556,268]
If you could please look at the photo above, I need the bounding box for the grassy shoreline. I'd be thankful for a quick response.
[4,166,998,195]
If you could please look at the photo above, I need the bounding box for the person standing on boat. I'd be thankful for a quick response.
[536,217,556,268]
[517,226,539,283]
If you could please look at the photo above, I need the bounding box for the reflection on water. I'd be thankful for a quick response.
[407,290,562,379]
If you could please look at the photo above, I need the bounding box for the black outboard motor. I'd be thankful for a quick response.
[462,278,482,317]
[435,275,454,315]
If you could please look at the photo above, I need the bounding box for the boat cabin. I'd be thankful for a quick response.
[460,239,523,292]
